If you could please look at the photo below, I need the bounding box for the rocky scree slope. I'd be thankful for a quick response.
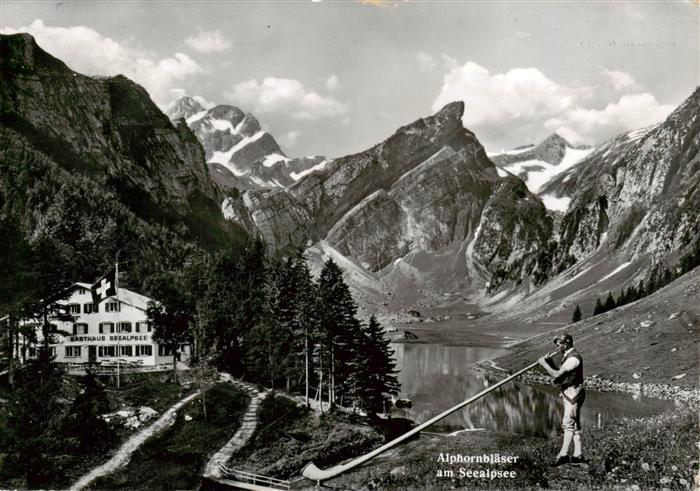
[0,33,244,250]
[167,96,325,191]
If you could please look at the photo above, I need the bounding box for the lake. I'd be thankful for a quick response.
[391,343,676,437]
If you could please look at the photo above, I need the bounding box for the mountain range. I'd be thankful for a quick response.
[2,32,698,335]
[166,96,327,191]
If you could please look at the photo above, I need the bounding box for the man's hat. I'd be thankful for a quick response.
[553,333,573,346]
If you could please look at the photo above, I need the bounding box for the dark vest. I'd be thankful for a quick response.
[554,349,583,391]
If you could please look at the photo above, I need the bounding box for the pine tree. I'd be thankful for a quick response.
[572,304,582,323]
[64,366,113,453]
[616,287,627,307]
[593,298,604,316]
[603,291,616,312]
[146,271,193,381]
[354,316,400,416]
[636,279,646,300]
[661,267,672,288]
[317,258,364,409]
[2,350,68,488]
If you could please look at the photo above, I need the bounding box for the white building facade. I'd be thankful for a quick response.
[29,282,190,367]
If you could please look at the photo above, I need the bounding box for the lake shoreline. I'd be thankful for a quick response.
[474,361,700,405]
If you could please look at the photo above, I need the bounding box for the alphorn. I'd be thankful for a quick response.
[302,351,557,484]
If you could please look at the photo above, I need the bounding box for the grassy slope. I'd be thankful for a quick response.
[0,373,189,490]
[227,393,384,480]
[330,407,698,490]
[489,266,700,389]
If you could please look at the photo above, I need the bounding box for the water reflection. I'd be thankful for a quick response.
[391,343,675,438]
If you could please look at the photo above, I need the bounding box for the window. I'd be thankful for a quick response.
[78,288,86,295]
[105,302,120,313]
[158,345,173,357]
[65,346,81,357]
[120,345,133,357]
[83,303,99,314]
[119,322,132,333]
[68,304,81,314]
[99,345,116,357]
[136,345,152,357]
[72,323,88,335]
[135,321,151,333]
[99,322,114,334]
[28,347,36,357]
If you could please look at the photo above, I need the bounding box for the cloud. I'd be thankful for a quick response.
[184,29,231,53]
[430,59,671,149]
[601,69,640,91]
[326,74,342,91]
[417,51,436,72]
[1,19,202,108]
[432,61,579,146]
[170,89,215,110]
[223,77,349,120]
[545,93,674,145]
[280,130,301,148]
[513,31,532,39]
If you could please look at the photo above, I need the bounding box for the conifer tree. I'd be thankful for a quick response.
[593,297,604,316]
[317,258,363,409]
[146,271,193,381]
[603,291,616,312]
[572,304,582,323]
[64,366,112,453]
[2,351,67,488]
[354,316,400,415]
[636,279,646,300]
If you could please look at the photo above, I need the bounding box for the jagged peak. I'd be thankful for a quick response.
[0,32,71,74]
[540,132,569,146]
[436,100,466,120]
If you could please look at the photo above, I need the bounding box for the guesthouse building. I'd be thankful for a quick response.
[25,282,190,367]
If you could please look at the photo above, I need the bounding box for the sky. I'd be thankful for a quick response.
[1,1,698,158]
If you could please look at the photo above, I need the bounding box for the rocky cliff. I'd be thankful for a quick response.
[545,88,700,268]
[0,33,242,249]
[244,102,553,286]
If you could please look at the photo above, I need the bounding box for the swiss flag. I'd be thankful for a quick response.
[91,268,117,305]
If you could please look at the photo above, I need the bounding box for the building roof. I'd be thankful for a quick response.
[73,282,153,311]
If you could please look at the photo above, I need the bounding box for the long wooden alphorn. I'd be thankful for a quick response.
[302,351,557,484]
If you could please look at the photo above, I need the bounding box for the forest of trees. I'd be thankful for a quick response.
[145,239,400,415]
[578,239,700,320]
[0,226,401,487]
[0,224,401,414]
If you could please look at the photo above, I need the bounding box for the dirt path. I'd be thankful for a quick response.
[70,389,202,491]
[203,378,266,479]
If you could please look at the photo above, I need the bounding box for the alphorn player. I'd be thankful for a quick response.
[538,333,587,466]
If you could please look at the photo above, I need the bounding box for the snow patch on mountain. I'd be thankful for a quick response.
[263,153,291,168]
[210,118,237,134]
[186,110,208,125]
[540,194,571,212]
[291,159,330,181]
[502,146,595,194]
